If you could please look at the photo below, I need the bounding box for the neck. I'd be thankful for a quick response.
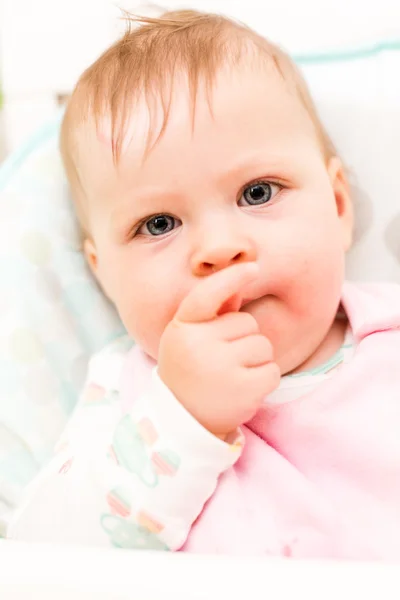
[289,316,348,375]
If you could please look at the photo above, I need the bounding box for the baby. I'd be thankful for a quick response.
[9,9,400,559]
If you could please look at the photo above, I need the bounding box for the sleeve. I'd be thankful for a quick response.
[7,351,244,550]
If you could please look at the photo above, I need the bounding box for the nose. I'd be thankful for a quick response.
[190,221,257,277]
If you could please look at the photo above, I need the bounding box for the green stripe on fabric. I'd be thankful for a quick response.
[295,39,400,65]
[287,348,345,379]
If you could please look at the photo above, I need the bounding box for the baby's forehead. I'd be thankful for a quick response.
[84,63,314,163]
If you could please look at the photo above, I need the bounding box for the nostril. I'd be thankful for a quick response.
[200,262,217,275]
[200,253,245,274]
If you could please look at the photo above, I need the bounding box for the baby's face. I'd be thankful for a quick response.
[81,65,352,374]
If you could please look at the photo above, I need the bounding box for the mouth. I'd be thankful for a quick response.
[240,296,261,310]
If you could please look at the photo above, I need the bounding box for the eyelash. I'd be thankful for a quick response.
[131,179,284,239]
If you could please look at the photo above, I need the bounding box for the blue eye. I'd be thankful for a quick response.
[138,214,180,237]
[239,182,280,206]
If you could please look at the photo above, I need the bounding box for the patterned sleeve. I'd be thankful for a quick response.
[8,344,243,550]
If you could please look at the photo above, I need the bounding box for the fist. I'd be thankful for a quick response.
[158,263,280,437]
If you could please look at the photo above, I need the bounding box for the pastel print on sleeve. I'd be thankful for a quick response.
[101,485,169,550]
[110,415,181,488]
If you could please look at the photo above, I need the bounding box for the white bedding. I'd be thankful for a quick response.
[1,540,400,600]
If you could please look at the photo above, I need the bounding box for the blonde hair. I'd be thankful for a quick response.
[61,8,337,234]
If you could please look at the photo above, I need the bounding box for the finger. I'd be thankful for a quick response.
[235,362,281,423]
[244,361,281,393]
[242,361,281,402]
[207,311,260,341]
[231,334,274,368]
[176,262,259,324]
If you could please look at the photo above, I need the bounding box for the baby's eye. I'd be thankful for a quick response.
[239,181,281,206]
[137,214,181,237]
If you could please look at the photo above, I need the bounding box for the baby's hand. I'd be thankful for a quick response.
[158,263,280,438]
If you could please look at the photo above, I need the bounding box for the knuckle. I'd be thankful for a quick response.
[262,362,281,390]
[249,334,273,360]
[250,361,280,390]
[258,335,273,357]
[163,320,201,355]
[240,312,259,332]
[164,318,185,344]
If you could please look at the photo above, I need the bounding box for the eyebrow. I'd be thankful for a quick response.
[110,186,181,229]
[216,152,291,186]
[110,148,295,225]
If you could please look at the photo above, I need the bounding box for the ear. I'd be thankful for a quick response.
[327,156,354,252]
[83,238,114,301]
[83,238,99,277]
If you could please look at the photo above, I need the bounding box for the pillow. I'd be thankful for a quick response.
[0,114,125,532]
[0,39,399,531]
